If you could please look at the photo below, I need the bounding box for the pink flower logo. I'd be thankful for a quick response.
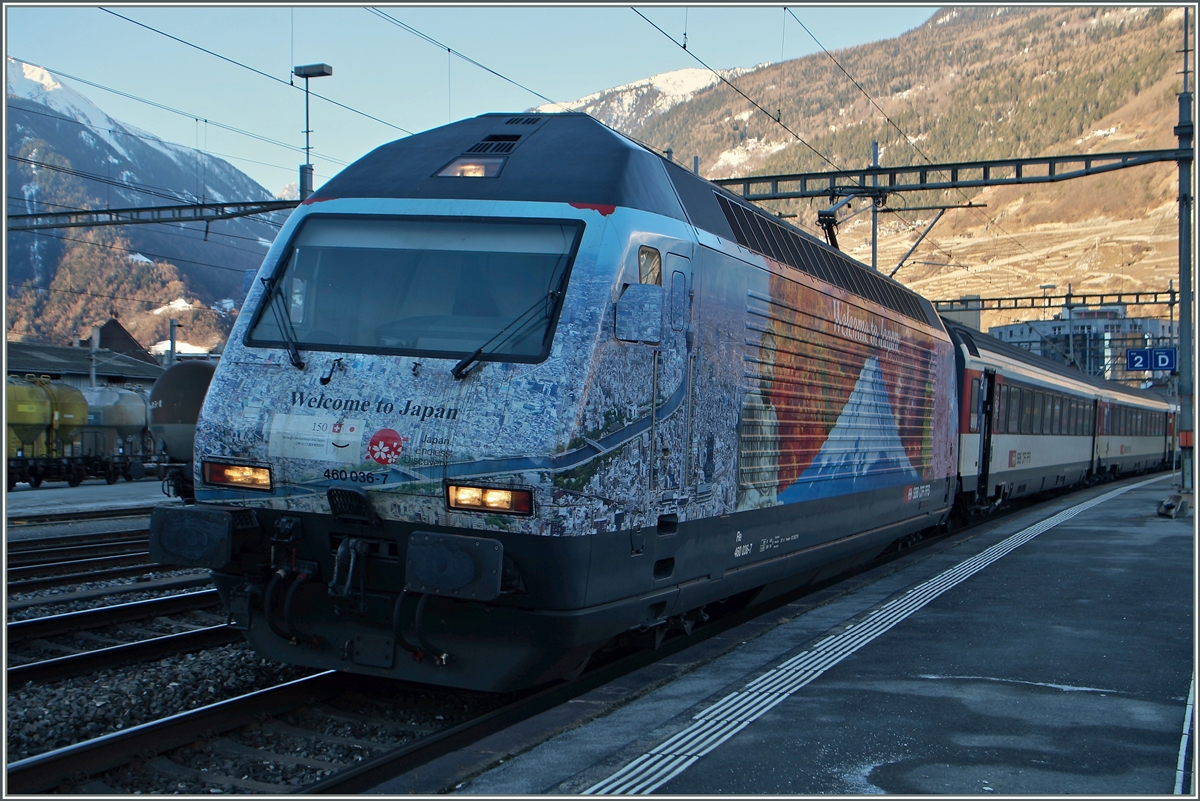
[368,429,407,465]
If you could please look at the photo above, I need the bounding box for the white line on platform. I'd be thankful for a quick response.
[1174,670,1194,794]
[583,475,1169,795]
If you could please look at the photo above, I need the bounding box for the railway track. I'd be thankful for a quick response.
[4,513,971,794]
[8,589,237,685]
[6,481,1143,794]
[6,506,162,527]
[6,528,169,593]
[7,529,150,566]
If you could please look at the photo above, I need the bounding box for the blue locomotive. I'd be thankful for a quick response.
[148,113,1172,691]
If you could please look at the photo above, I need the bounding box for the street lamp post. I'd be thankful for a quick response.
[1039,283,1056,322]
[292,63,333,201]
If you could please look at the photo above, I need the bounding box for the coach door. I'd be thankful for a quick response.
[977,370,996,500]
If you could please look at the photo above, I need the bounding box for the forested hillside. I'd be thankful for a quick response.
[608,6,1187,328]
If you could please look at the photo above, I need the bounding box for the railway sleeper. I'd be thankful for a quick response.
[145,755,294,794]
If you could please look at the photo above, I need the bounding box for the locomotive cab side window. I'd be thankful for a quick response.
[638,246,662,286]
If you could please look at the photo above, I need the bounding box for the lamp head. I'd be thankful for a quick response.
[293,63,333,79]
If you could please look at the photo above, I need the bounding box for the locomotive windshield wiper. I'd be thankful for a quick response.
[451,290,559,380]
[262,276,305,370]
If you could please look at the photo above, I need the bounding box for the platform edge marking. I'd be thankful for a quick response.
[581,476,1166,794]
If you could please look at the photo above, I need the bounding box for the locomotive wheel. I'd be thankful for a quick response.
[68,468,84,488]
[104,467,119,485]
[29,475,43,488]
[123,471,134,482]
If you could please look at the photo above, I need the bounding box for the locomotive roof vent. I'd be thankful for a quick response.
[505,116,540,125]
[465,134,522,154]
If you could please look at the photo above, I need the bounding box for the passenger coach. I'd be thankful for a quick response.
[947,321,1174,511]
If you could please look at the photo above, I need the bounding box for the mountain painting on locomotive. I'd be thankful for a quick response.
[149,113,958,691]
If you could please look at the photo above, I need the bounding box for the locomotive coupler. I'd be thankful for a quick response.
[328,537,370,614]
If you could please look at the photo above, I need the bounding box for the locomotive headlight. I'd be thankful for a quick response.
[202,461,273,491]
[447,484,533,515]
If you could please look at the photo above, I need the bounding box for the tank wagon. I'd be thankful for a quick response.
[6,361,216,491]
[7,375,90,488]
[149,359,217,499]
[147,113,1170,692]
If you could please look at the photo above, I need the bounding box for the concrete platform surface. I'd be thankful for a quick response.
[378,474,1193,795]
[5,476,180,522]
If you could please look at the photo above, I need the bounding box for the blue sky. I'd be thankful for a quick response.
[6,5,937,195]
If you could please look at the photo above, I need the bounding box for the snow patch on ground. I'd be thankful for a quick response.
[151,298,197,316]
[127,253,153,264]
[148,340,211,356]
[711,138,789,176]
[1076,126,1118,145]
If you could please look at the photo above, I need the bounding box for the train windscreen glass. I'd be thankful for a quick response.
[247,217,582,361]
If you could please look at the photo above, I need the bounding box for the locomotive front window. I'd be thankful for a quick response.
[247,216,583,362]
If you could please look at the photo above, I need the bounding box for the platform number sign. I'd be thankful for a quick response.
[1127,347,1177,371]
[1152,347,1177,371]
[1126,348,1151,371]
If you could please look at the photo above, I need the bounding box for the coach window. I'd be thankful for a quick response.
[1052,396,1062,435]
[1019,389,1033,434]
[638,246,662,286]
[1042,394,1053,435]
[1009,388,1022,434]
[969,378,980,432]
[995,385,1008,433]
[1031,392,1043,435]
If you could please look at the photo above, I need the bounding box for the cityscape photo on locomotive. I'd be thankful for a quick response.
[148,113,1175,692]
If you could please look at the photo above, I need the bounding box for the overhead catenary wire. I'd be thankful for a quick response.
[365,7,575,114]
[99,8,414,136]
[9,154,194,203]
[633,7,839,170]
[363,8,675,156]
[12,228,260,275]
[7,281,227,315]
[785,7,1064,284]
[8,57,351,168]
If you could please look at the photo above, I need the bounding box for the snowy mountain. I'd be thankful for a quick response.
[6,57,286,302]
[532,66,754,136]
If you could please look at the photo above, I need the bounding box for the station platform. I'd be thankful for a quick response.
[371,473,1194,795]
[5,477,180,523]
